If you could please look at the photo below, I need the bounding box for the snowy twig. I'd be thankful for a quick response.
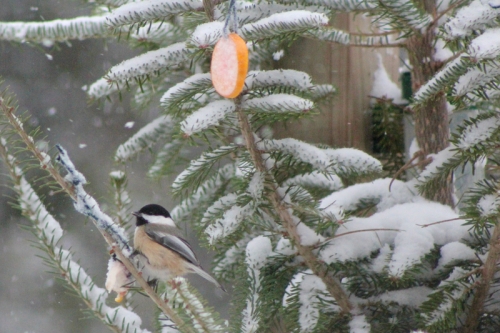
[0,142,146,333]
[234,96,353,315]
[0,101,193,333]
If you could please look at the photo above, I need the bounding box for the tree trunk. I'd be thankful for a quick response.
[406,3,454,207]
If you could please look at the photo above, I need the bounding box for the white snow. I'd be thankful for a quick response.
[454,63,500,98]
[273,49,284,60]
[106,42,189,81]
[86,77,127,99]
[319,202,470,277]
[56,145,132,255]
[456,116,500,149]
[241,10,328,39]
[181,100,235,136]
[323,147,383,175]
[190,21,225,47]
[370,286,432,308]
[243,94,313,113]
[371,54,406,104]
[205,202,254,244]
[124,121,135,129]
[320,178,419,214]
[0,15,109,43]
[259,138,330,170]
[242,236,272,333]
[106,0,203,27]
[283,171,343,191]
[468,28,500,60]
[244,69,313,91]
[283,270,339,332]
[477,193,500,217]
[436,242,477,271]
[160,73,213,108]
[171,164,235,221]
[444,0,500,38]
[349,315,370,333]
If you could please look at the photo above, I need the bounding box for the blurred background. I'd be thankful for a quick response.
[0,1,227,332]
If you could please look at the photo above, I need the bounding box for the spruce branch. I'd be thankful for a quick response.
[234,96,353,315]
[0,98,194,333]
[0,141,144,333]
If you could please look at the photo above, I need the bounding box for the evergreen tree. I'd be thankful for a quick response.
[3,0,500,332]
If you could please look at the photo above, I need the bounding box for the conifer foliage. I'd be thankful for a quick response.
[3,0,500,332]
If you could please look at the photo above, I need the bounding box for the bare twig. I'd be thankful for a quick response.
[418,217,463,228]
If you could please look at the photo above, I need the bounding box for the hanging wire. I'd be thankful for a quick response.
[223,0,238,37]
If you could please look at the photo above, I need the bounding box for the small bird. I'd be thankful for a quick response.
[132,204,225,292]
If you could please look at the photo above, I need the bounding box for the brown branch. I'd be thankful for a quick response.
[234,96,353,315]
[417,217,463,228]
[389,150,425,191]
[0,99,193,333]
[463,216,500,333]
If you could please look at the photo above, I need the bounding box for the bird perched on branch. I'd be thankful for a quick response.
[132,203,225,292]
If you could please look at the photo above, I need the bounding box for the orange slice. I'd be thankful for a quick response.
[211,33,249,98]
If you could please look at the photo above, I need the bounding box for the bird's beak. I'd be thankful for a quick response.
[132,212,140,217]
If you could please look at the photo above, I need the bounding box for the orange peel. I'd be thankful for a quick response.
[211,33,249,98]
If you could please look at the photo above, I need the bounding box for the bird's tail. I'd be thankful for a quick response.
[188,263,226,292]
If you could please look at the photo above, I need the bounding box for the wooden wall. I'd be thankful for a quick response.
[275,13,401,151]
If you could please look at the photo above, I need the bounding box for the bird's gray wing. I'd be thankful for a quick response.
[144,224,200,266]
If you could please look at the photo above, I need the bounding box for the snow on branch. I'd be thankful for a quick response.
[455,115,500,150]
[203,193,255,244]
[130,21,177,45]
[283,270,339,333]
[242,236,273,333]
[55,145,132,254]
[0,15,111,44]
[283,171,343,191]
[443,0,500,39]
[0,142,147,333]
[214,2,328,26]
[453,62,500,98]
[468,28,500,60]
[412,55,469,105]
[324,147,382,175]
[172,145,239,195]
[181,100,235,136]
[319,178,419,214]
[84,77,129,100]
[243,94,314,113]
[105,0,203,27]
[319,202,470,277]
[115,115,175,162]
[310,27,402,46]
[189,22,224,48]
[259,138,331,170]
[244,69,313,91]
[171,164,236,222]
[375,0,432,31]
[259,138,381,176]
[297,0,375,11]
[160,73,214,112]
[241,10,328,40]
[106,42,190,82]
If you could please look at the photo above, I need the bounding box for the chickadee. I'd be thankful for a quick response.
[132,204,225,292]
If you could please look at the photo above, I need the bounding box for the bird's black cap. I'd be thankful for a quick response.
[133,204,171,226]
